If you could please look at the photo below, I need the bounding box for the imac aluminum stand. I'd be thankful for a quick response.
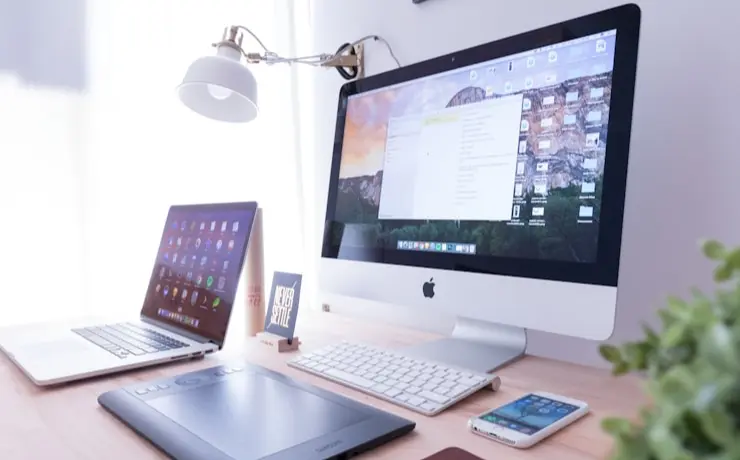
[404,317,526,374]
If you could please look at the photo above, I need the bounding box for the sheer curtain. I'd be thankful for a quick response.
[0,0,88,325]
[1,1,304,326]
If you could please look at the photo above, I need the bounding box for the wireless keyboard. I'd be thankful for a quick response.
[288,341,500,416]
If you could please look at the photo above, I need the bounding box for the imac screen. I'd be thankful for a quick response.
[331,30,618,264]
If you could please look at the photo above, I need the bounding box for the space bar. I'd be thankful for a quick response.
[324,369,375,388]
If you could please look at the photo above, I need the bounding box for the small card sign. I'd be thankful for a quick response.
[264,272,302,341]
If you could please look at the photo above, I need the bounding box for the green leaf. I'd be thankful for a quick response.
[602,417,633,436]
[693,383,720,411]
[725,247,740,269]
[657,365,697,404]
[647,424,692,460]
[702,239,726,260]
[599,344,623,364]
[662,323,688,348]
[624,342,649,370]
[699,323,738,371]
[611,430,652,460]
[613,361,630,376]
[642,325,660,345]
[698,409,735,447]
[714,263,733,282]
[689,298,716,328]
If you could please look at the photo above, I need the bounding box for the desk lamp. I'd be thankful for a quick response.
[177,25,400,335]
[178,25,400,123]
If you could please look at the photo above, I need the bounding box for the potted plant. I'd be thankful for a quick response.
[599,240,740,460]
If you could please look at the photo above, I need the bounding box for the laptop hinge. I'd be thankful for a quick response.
[140,316,216,346]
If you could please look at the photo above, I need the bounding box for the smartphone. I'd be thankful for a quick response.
[467,391,589,448]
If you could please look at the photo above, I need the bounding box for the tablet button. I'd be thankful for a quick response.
[175,377,201,386]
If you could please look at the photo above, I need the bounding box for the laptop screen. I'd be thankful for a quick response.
[141,202,257,344]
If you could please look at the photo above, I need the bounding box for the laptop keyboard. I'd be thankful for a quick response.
[72,323,190,359]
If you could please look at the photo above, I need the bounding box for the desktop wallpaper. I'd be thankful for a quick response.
[332,34,615,263]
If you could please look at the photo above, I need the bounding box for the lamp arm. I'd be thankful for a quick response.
[214,26,401,70]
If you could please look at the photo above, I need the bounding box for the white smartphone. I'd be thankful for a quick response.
[468,391,589,449]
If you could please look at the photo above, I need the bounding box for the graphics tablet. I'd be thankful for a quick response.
[98,362,415,460]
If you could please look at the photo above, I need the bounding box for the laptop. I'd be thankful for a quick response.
[0,202,257,386]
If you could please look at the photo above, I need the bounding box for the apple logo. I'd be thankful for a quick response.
[422,278,435,298]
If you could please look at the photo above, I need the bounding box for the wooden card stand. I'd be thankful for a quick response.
[256,331,301,353]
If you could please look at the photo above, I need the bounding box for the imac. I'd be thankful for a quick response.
[320,5,641,373]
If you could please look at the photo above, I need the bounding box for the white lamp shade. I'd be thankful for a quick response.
[178,53,259,123]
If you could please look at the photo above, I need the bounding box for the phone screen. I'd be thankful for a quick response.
[478,394,580,435]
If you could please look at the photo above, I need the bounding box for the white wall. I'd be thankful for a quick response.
[309,0,739,367]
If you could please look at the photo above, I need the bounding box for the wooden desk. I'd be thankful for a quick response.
[0,313,644,460]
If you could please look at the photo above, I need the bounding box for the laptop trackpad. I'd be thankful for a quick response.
[146,371,367,459]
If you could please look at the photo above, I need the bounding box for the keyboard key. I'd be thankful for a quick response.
[419,390,450,404]
[400,376,414,383]
[315,365,329,372]
[439,380,456,389]
[391,373,406,380]
[385,388,402,398]
[423,383,438,391]
[325,368,374,388]
[364,373,378,380]
[395,393,410,402]
[374,376,388,383]
[421,402,441,413]
[430,377,444,385]
[345,366,357,374]
[372,384,390,393]
[396,383,410,390]
[458,377,483,387]
[385,379,399,387]
[406,386,421,394]
[408,396,426,407]
[379,370,392,377]
[449,385,469,397]
[407,371,421,378]
[419,373,433,381]
[411,379,427,387]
